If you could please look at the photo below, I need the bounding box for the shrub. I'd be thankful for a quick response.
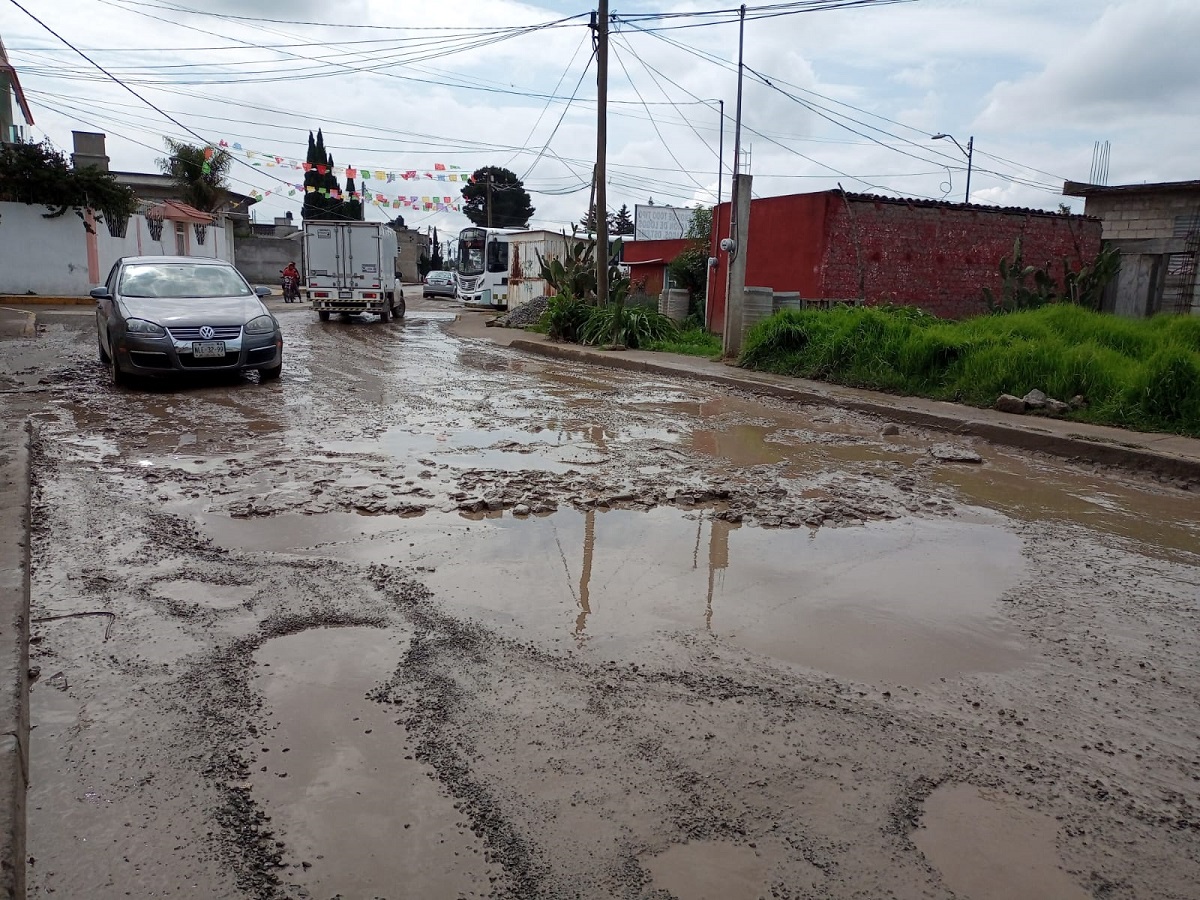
[540,294,593,343]
[580,305,677,349]
[738,305,1200,436]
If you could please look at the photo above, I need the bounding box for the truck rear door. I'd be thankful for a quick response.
[347,225,383,291]
[305,224,346,290]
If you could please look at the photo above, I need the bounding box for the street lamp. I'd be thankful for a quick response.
[932,133,974,204]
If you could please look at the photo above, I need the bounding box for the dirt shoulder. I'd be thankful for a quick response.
[449,316,1200,482]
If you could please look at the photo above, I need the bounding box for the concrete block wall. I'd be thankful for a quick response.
[821,199,1102,318]
[1086,194,1200,240]
[234,234,302,285]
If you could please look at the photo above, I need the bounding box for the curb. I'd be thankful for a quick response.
[0,422,30,900]
[510,340,1200,481]
[0,297,92,307]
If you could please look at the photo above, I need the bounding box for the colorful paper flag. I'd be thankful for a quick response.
[218,140,229,148]
[302,162,312,172]
[232,142,243,150]
[434,163,446,171]
[374,170,385,180]
[346,167,357,179]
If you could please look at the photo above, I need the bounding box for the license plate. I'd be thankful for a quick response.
[192,341,226,358]
[338,290,353,299]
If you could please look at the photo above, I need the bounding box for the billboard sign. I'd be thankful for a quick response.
[634,205,690,241]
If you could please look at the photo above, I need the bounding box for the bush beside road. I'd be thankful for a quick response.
[739,304,1200,437]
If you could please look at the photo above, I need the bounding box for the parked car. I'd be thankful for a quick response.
[93,256,283,385]
[423,270,457,299]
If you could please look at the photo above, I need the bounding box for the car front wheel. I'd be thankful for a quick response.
[259,363,282,381]
[109,338,128,387]
[98,335,110,365]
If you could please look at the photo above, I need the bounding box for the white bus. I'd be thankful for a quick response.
[456,226,518,309]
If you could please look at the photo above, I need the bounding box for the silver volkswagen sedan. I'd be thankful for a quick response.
[93,257,283,385]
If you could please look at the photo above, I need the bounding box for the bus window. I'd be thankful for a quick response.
[487,239,508,274]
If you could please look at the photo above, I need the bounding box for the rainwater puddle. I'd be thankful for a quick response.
[938,455,1200,562]
[418,507,1029,684]
[198,512,411,554]
[642,839,821,899]
[914,783,1090,900]
[251,627,490,896]
[149,579,250,610]
[326,424,607,473]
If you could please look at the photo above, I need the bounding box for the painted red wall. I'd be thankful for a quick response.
[709,193,830,335]
[623,238,692,303]
[821,198,1103,318]
[708,191,1103,326]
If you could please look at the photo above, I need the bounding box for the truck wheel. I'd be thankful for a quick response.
[379,305,391,324]
[318,311,331,322]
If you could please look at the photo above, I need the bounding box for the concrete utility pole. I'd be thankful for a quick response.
[594,2,610,317]
[486,174,494,228]
[722,4,748,358]
[706,98,725,328]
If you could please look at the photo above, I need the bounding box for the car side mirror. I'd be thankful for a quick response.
[255,286,272,297]
[90,287,111,300]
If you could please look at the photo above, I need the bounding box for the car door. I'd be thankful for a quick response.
[97,262,120,353]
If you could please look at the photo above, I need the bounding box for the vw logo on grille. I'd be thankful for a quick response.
[198,326,215,340]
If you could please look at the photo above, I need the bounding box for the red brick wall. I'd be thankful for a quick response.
[710,193,830,335]
[821,198,1103,318]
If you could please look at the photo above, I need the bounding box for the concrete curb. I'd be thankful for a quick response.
[510,339,1200,481]
[0,297,92,307]
[0,422,30,900]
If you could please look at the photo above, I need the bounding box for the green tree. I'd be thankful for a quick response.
[612,203,635,236]
[430,227,444,269]
[0,139,137,232]
[461,166,534,229]
[157,138,233,213]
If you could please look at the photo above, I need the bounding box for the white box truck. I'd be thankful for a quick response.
[302,221,405,322]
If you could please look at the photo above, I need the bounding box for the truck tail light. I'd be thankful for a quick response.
[363,292,378,299]
[314,291,330,298]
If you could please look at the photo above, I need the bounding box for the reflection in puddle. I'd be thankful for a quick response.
[914,783,1090,900]
[418,507,1029,684]
[252,627,490,896]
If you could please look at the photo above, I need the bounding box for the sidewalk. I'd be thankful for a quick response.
[449,313,1200,481]
[0,423,30,900]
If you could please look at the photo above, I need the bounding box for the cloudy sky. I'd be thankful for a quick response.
[4,0,1197,236]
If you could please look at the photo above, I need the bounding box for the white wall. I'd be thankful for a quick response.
[0,201,91,295]
[0,203,230,296]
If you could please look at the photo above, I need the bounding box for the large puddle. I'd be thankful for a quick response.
[339,506,1027,685]
[250,627,491,896]
[914,782,1091,900]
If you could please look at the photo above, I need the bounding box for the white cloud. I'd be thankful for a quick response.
[3,0,1197,231]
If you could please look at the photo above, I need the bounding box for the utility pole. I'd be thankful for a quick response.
[486,173,494,228]
[722,4,748,357]
[594,2,610,321]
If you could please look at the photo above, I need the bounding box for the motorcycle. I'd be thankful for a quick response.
[280,273,300,303]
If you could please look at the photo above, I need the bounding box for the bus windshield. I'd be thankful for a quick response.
[458,229,486,277]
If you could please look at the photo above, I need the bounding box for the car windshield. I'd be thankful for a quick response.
[430,272,452,282]
[119,263,253,299]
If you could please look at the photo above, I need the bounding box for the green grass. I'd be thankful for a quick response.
[738,304,1200,436]
[646,326,723,358]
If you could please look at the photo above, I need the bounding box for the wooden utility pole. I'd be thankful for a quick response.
[486,174,494,229]
[595,2,610,317]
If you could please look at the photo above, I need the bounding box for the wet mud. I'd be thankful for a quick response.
[6,304,1199,899]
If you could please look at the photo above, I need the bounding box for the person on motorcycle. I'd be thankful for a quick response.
[280,263,300,302]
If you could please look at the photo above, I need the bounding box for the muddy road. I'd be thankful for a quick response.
[3,299,1199,899]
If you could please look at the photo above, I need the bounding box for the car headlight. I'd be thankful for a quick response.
[244,315,276,335]
[125,318,165,336]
